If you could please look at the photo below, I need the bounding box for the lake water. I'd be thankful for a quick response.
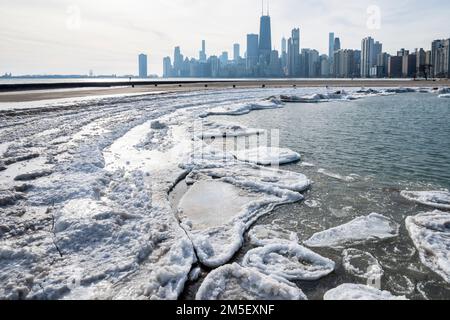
[182,91,450,300]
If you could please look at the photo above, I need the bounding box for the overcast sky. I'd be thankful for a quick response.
[1,0,449,76]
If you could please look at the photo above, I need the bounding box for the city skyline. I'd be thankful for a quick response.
[1,0,450,76]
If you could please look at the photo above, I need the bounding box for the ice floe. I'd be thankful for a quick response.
[199,98,283,118]
[438,93,450,99]
[400,191,450,210]
[195,263,307,300]
[405,210,450,283]
[342,249,383,280]
[304,213,400,248]
[247,224,299,246]
[323,284,407,300]
[437,87,450,95]
[280,91,356,103]
[384,87,416,94]
[242,243,335,281]
[233,146,301,166]
[179,161,310,267]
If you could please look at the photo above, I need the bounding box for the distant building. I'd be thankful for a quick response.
[259,14,272,64]
[334,38,341,52]
[334,49,359,78]
[416,48,427,78]
[320,55,330,78]
[329,32,335,62]
[173,47,184,77]
[402,53,417,78]
[199,40,207,62]
[361,37,382,78]
[246,34,259,71]
[163,56,172,78]
[376,52,390,78]
[388,56,403,78]
[233,44,240,62]
[431,39,450,78]
[138,54,148,78]
[288,28,300,77]
[220,52,229,65]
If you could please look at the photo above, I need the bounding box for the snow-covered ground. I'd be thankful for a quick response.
[1,86,449,300]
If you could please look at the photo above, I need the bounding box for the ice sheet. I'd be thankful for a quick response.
[323,284,407,300]
[406,210,450,283]
[233,147,301,165]
[242,243,335,281]
[304,213,399,248]
[195,263,307,300]
[401,191,450,210]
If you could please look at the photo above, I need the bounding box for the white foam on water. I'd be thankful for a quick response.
[195,263,307,300]
[247,224,299,246]
[304,213,400,248]
[342,249,384,280]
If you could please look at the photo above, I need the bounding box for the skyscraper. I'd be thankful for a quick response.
[233,44,240,62]
[163,56,172,78]
[431,39,450,78]
[334,38,341,52]
[199,40,207,62]
[361,37,375,78]
[329,33,335,60]
[259,13,272,64]
[173,46,183,77]
[138,54,148,78]
[281,37,288,72]
[246,34,259,70]
[220,52,229,65]
[288,28,300,77]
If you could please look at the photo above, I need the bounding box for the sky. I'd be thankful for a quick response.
[0,0,449,76]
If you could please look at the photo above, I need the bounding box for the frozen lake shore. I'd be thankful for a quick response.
[1,86,449,300]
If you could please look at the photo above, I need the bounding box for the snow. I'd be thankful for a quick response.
[199,98,283,118]
[197,122,265,139]
[233,146,301,165]
[247,224,299,246]
[304,213,400,248]
[342,249,384,280]
[405,210,450,283]
[401,191,450,210]
[242,243,335,281]
[195,263,307,300]
[323,284,407,300]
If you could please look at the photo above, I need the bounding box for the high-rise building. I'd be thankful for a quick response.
[320,55,330,78]
[287,28,300,77]
[329,32,335,60]
[431,39,450,78]
[220,52,229,65]
[259,14,272,64]
[163,56,172,78]
[402,53,417,78]
[268,50,282,77]
[281,37,288,72]
[233,44,240,62]
[334,49,359,78]
[416,48,427,77]
[199,40,207,62]
[334,38,341,52]
[388,56,403,78]
[361,37,375,78]
[246,34,259,70]
[376,52,390,78]
[138,54,148,78]
[173,46,184,77]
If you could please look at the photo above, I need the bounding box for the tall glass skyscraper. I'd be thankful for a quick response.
[329,32,335,60]
[259,15,272,64]
[138,54,147,78]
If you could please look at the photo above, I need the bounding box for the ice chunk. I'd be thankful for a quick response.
[180,163,310,267]
[342,249,383,280]
[233,147,301,165]
[438,94,450,99]
[384,88,416,93]
[304,213,400,248]
[197,123,265,139]
[14,169,53,181]
[318,168,357,182]
[400,191,450,210]
[323,284,407,300]
[242,243,335,281]
[199,98,283,118]
[247,224,298,246]
[196,263,307,300]
[437,87,450,94]
[405,210,450,283]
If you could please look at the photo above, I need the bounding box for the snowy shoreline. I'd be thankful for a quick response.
[1,86,449,300]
